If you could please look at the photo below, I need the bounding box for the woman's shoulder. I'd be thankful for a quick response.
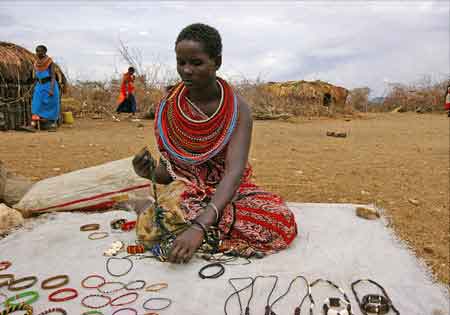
[235,93,253,122]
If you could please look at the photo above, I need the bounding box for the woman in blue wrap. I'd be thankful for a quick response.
[31,45,60,130]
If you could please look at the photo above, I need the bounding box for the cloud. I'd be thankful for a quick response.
[0,1,448,96]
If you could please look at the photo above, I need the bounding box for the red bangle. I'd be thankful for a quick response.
[0,261,12,271]
[81,275,106,289]
[81,294,111,309]
[121,221,136,231]
[112,308,137,315]
[110,292,139,307]
[48,288,78,302]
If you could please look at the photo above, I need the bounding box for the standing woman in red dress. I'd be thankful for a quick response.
[133,23,298,264]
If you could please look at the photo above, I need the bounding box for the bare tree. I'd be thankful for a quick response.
[117,38,144,74]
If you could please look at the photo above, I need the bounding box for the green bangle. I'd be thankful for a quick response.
[82,311,103,315]
[4,291,39,306]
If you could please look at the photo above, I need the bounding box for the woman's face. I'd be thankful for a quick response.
[35,47,46,59]
[175,40,219,90]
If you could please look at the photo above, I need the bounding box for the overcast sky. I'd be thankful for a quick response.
[1,1,449,96]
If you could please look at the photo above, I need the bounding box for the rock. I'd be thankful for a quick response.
[423,246,434,254]
[408,198,420,206]
[0,203,24,235]
[356,207,380,220]
[0,162,34,207]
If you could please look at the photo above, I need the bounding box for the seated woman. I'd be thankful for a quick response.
[133,23,297,264]
[31,45,60,131]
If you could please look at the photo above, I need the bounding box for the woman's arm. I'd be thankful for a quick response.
[49,63,56,96]
[132,148,173,184]
[168,95,253,263]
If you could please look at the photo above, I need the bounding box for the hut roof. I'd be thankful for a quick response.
[0,42,67,87]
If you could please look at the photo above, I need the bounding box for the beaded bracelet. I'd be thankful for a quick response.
[97,281,125,294]
[110,219,127,230]
[8,276,38,291]
[81,275,106,289]
[41,275,69,290]
[110,292,139,307]
[126,245,145,255]
[88,232,109,240]
[80,224,100,232]
[198,262,225,279]
[125,280,146,291]
[4,291,39,306]
[48,288,78,302]
[112,308,137,315]
[0,261,11,271]
[144,283,168,292]
[36,307,67,315]
[81,294,111,309]
[142,297,172,311]
[81,311,103,315]
[0,274,14,288]
[106,257,133,277]
[0,303,33,315]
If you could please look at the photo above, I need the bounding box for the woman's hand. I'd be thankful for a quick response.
[48,89,54,96]
[168,226,204,264]
[132,147,156,180]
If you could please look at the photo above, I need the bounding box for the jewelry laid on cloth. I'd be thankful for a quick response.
[126,245,145,255]
[80,224,100,232]
[111,308,137,315]
[125,280,146,291]
[106,256,134,277]
[121,221,136,232]
[310,279,353,315]
[0,303,33,315]
[41,275,69,290]
[351,279,400,315]
[224,277,254,315]
[4,291,39,306]
[81,294,111,309]
[270,275,314,315]
[144,282,168,292]
[110,219,127,230]
[48,288,78,302]
[81,275,106,289]
[110,292,139,307]
[7,276,38,291]
[142,297,172,311]
[97,281,125,294]
[36,307,67,315]
[0,261,11,271]
[251,275,279,315]
[0,274,14,288]
[104,241,125,257]
[88,232,109,240]
[198,262,225,279]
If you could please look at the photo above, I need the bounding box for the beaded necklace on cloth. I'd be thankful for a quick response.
[34,56,53,72]
[156,77,239,165]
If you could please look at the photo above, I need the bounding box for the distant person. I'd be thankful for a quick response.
[31,44,60,131]
[445,84,450,117]
[116,66,137,117]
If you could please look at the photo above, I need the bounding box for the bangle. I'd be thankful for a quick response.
[81,275,106,289]
[112,308,137,315]
[144,282,168,292]
[142,297,172,311]
[110,292,139,307]
[0,261,11,271]
[4,291,39,306]
[80,224,100,231]
[8,276,38,291]
[0,274,14,288]
[198,262,225,279]
[106,257,133,277]
[190,219,208,237]
[88,232,109,240]
[81,312,103,315]
[125,280,146,291]
[41,275,69,290]
[81,294,111,309]
[36,307,67,315]
[121,221,136,231]
[97,281,125,294]
[208,202,220,222]
[0,303,33,315]
[48,288,78,302]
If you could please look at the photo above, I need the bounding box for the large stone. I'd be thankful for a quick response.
[0,161,34,208]
[0,203,24,235]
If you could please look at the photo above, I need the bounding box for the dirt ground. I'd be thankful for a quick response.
[0,112,448,285]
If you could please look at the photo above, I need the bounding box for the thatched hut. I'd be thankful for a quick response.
[0,42,67,130]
